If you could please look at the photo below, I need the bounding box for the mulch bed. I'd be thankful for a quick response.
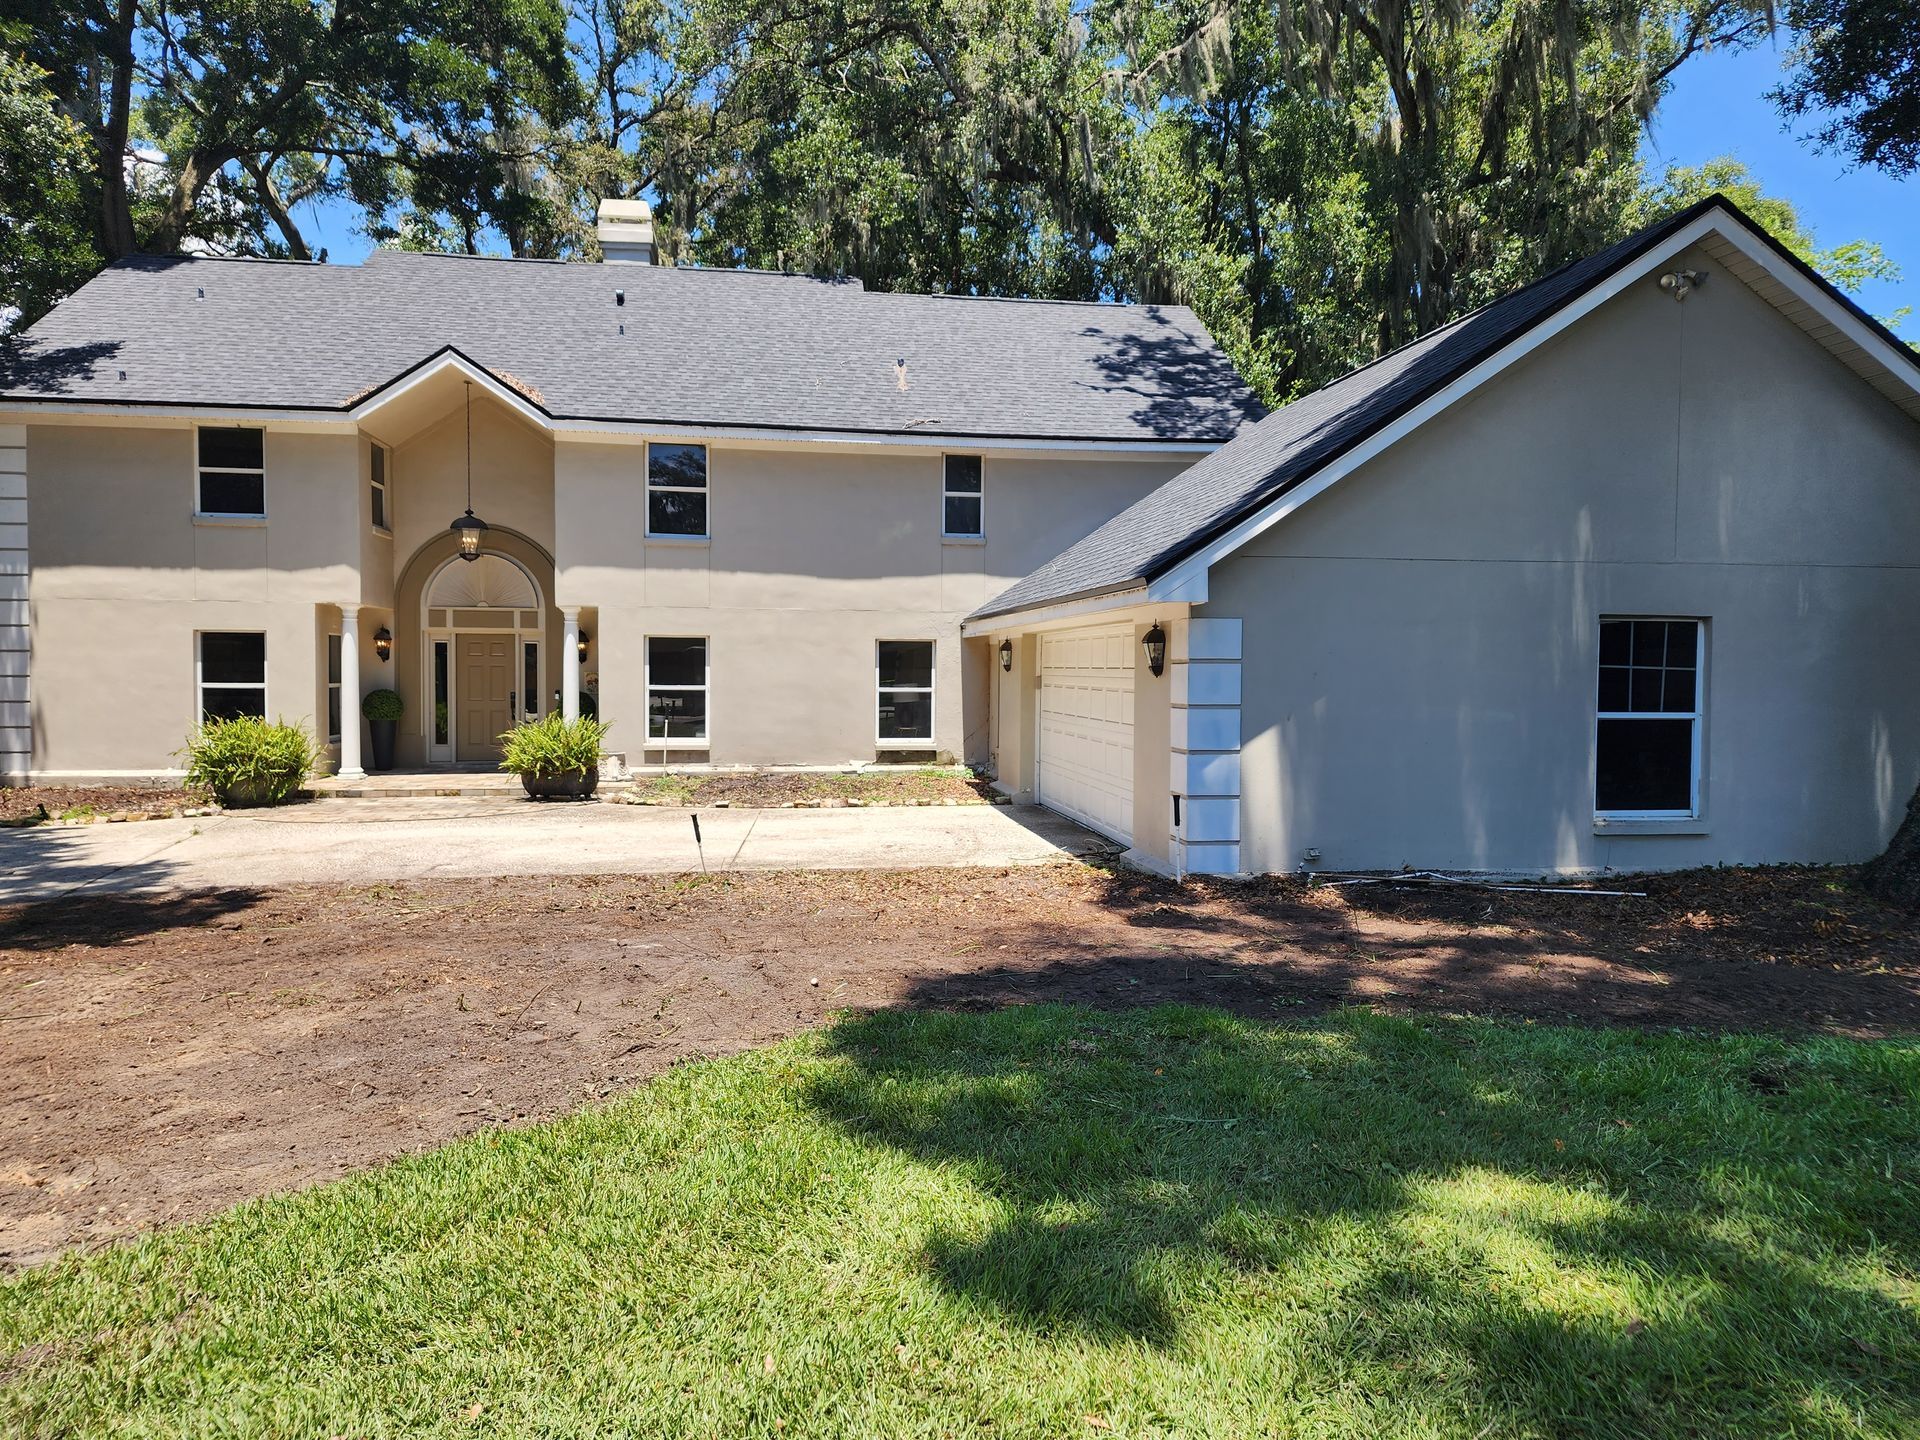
[2,862,1916,1266]
[0,785,199,825]
[621,768,996,807]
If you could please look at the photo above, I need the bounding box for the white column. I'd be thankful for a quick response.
[561,606,582,721]
[338,604,365,779]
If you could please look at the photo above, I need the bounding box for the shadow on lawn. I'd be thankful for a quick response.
[0,888,266,952]
[807,1004,1920,1432]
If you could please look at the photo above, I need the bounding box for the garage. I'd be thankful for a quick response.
[1036,624,1135,845]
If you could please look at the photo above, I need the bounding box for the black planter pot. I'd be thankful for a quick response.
[368,718,397,772]
[521,770,598,800]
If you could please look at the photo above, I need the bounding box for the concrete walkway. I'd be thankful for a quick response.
[0,798,1115,901]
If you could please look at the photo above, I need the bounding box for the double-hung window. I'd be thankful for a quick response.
[877,641,934,744]
[647,442,708,537]
[1595,618,1704,818]
[198,427,265,517]
[198,632,267,721]
[943,455,983,537]
[647,637,708,742]
[370,445,389,531]
[326,634,343,741]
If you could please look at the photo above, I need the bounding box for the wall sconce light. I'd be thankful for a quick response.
[577,629,591,661]
[999,639,1013,672]
[1142,622,1167,677]
[373,627,393,662]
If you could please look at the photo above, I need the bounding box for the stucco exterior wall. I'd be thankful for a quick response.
[557,440,1184,766]
[27,423,358,774]
[14,393,1192,776]
[1205,249,1920,873]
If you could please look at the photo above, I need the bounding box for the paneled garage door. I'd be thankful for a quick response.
[1037,624,1135,845]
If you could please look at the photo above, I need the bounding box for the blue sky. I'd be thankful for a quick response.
[294,35,1917,328]
[1645,38,1918,331]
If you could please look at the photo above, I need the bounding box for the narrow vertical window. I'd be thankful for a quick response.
[647,443,708,537]
[1596,618,1704,817]
[370,445,389,531]
[524,642,539,720]
[197,428,265,516]
[943,454,982,537]
[877,641,934,743]
[432,640,450,745]
[198,632,266,720]
[647,637,708,742]
[327,633,343,741]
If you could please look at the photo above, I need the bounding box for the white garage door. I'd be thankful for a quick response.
[1037,624,1135,845]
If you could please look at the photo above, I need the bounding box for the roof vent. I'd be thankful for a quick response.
[596,199,655,265]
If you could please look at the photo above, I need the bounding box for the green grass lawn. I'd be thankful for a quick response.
[4,1005,1918,1438]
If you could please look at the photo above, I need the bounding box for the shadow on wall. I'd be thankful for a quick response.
[802,1001,1920,1430]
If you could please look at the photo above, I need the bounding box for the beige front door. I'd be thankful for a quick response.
[458,635,514,760]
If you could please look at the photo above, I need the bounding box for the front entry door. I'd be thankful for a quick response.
[458,635,514,761]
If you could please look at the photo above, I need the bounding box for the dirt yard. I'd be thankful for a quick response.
[620,767,994,806]
[3,862,1917,1267]
[0,785,196,825]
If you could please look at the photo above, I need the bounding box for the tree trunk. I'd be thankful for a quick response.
[95,0,139,260]
[1862,782,1920,908]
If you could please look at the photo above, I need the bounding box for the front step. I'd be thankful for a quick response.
[311,772,530,800]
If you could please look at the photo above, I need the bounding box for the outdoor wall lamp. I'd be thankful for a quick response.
[999,639,1013,672]
[577,629,591,660]
[373,627,393,662]
[1142,622,1167,677]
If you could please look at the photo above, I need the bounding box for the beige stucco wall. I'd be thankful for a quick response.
[1205,246,1920,873]
[557,441,1186,765]
[15,390,1195,776]
[27,423,359,774]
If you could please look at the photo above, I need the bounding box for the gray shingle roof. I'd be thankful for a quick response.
[0,250,1261,443]
[971,194,1901,623]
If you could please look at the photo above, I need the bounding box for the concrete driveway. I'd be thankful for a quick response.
[0,798,1116,901]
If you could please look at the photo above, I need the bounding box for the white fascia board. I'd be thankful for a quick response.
[959,585,1162,637]
[548,422,1223,458]
[1148,210,1746,603]
[0,404,353,431]
[348,352,550,428]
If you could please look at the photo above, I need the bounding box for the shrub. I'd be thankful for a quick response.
[498,712,610,778]
[179,716,319,807]
[361,688,404,721]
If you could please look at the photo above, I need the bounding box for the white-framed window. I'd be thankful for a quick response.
[370,444,389,532]
[326,633,342,741]
[197,427,266,517]
[647,636,708,742]
[877,640,934,744]
[647,442,708,537]
[943,454,983,537]
[1596,617,1704,818]
[197,632,267,721]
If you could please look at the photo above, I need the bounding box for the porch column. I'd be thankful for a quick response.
[338,604,366,779]
[561,606,582,721]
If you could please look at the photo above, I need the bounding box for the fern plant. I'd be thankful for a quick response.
[498,713,609,778]
[179,716,319,806]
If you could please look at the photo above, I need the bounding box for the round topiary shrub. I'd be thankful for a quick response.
[178,716,320,807]
[361,688,404,721]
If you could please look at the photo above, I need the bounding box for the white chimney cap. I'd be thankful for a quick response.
[596,198,655,264]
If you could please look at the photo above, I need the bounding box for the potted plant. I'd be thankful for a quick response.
[361,688,403,771]
[179,716,319,808]
[499,712,610,799]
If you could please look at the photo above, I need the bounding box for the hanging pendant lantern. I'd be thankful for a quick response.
[449,379,489,561]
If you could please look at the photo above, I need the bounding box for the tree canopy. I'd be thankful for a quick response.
[1773,0,1920,176]
[3,0,1905,397]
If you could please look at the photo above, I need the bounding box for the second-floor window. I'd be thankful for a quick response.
[943,454,982,537]
[648,442,708,537]
[198,427,265,517]
[370,445,389,531]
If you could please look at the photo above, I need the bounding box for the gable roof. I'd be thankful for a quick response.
[969,195,1920,624]
[0,250,1262,445]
